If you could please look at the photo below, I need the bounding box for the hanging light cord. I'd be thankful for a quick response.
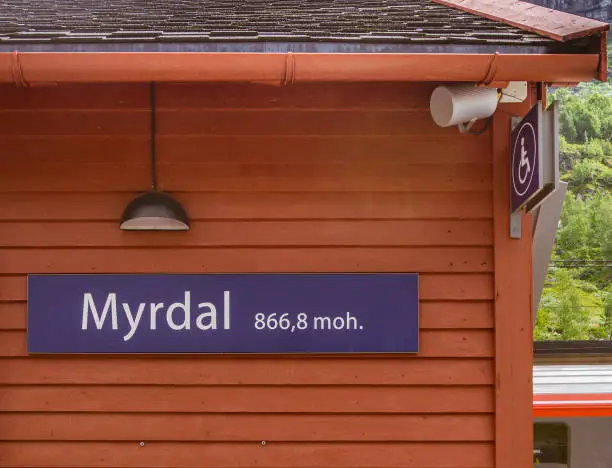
[150,81,158,191]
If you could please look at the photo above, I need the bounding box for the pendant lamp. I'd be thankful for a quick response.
[120,82,190,231]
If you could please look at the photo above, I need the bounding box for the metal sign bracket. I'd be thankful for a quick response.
[510,116,523,239]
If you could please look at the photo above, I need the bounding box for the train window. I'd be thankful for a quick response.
[534,422,569,467]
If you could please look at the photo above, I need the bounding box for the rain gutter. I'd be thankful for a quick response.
[0,51,602,85]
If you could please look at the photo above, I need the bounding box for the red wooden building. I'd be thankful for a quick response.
[0,1,608,467]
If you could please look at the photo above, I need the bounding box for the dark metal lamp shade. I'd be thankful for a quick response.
[120,191,190,231]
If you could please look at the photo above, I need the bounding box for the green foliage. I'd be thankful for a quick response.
[536,269,597,340]
[602,285,612,340]
[551,83,612,143]
[534,81,612,341]
[555,188,611,288]
[556,195,590,259]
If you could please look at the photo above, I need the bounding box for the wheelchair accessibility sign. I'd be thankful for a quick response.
[511,103,541,213]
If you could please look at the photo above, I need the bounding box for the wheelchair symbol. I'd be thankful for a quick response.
[518,136,531,184]
[512,121,536,198]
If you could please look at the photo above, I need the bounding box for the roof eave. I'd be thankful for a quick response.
[0,41,558,54]
[430,0,610,42]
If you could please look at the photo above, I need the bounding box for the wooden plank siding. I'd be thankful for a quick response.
[493,99,536,468]
[0,82,495,468]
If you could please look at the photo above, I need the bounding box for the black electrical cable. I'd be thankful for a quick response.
[468,117,492,135]
[467,90,502,136]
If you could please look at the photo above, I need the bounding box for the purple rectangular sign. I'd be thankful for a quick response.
[511,103,542,213]
[27,274,419,354]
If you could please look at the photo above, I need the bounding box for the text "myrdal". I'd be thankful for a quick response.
[82,291,231,341]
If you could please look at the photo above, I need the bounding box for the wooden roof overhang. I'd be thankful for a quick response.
[431,0,610,42]
[0,0,607,86]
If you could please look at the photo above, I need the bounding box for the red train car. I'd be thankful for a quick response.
[533,342,612,467]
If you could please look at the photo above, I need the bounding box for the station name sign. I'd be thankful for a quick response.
[27,273,419,354]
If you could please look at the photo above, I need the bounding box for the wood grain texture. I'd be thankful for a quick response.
[0,357,493,385]
[0,82,496,467]
[0,274,493,302]
[0,162,491,192]
[0,192,493,221]
[0,247,494,274]
[0,83,150,109]
[0,220,493,247]
[154,82,437,110]
[420,274,493,300]
[0,413,494,441]
[0,330,494,357]
[0,277,24,302]
[0,441,493,467]
[0,110,460,136]
[0,135,489,164]
[0,385,494,413]
[0,82,435,110]
[492,108,534,468]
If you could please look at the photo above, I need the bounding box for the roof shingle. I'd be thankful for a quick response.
[0,0,555,45]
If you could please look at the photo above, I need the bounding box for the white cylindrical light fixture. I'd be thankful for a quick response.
[430,84,499,130]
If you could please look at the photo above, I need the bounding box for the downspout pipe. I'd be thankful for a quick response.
[0,52,602,85]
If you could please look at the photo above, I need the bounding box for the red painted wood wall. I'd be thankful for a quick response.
[0,81,530,467]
